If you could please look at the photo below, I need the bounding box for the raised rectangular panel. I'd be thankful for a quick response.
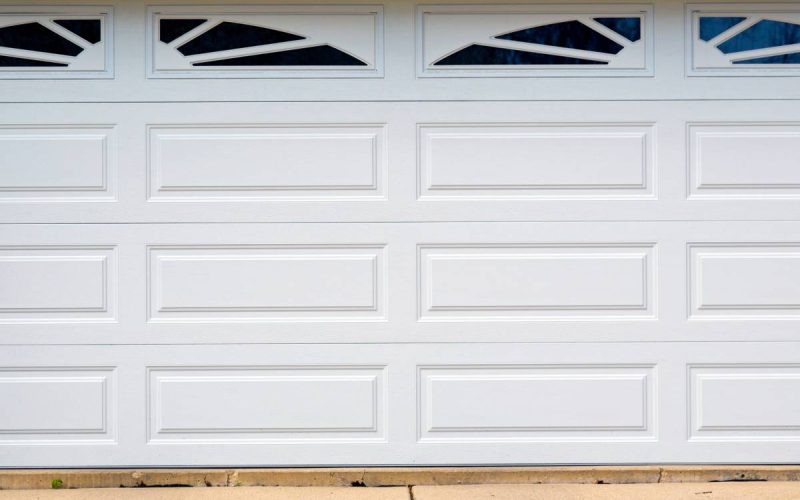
[148,245,386,322]
[0,367,115,443]
[419,124,654,199]
[0,6,113,79]
[690,365,800,440]
[0,246,116,323]
[148,366,385,443]
[148,125,386,200]
[689,124,800,199]
[689,244,800,319]
[147,5,383,78]
[687,4,800,77]
[417,4,653,77]
[418,244,655,320]
[0,126,115,201]
[418,365,654,442]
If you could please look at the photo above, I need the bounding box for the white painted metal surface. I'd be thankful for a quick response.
[1,0,800,467]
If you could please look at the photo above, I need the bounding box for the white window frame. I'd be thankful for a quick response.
[146,4,384,79]
[0,5,113,79]
[686,3,800,77]
[416,3,654,78]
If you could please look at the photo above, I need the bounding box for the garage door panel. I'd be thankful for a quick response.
[0,367,116,444]
[0,125,116,201]
[689,364,800,441]
[688,123,800,200]
[2,222,800,345]
[2,101,800,223]
[148,366,386,444]
[689,244,800,320]
[147,245,386,322]
[3,342,800,466]
[418,365,655,442]
[148,124,386,201]
[412,342,800,463]
[418,243,655,320]
[418,123,654,200]
[2,0,797,102]
[0,245,117,323]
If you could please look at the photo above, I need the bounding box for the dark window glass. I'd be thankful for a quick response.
[0,54,67,66]
[53,19,101,44]
[734,52,800,64]
[699,16,746,41]
[193,44,367,66]
[0,22,83,56]
[159,19,206,44]
[434,44,607,65]
[593,17,641,42]
[717,19,800,54]
[495,20,624,54]
[178,21,304,56]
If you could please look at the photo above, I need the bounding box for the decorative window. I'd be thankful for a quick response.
[0,6,112,78]
[147,5,383,78]
[688,4,800,75]
[417,4,653,77]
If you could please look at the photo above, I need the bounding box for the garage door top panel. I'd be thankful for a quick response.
[2,100,800,223]
[1,0,800,102]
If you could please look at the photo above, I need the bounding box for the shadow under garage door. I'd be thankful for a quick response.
[2,0,800,466]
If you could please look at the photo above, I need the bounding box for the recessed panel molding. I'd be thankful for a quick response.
[419,243,655,321]
[418,365,655,442]
[148,245,386,322]
[0,367,116,443]
[419,124,654,199]
[148,366,386,443]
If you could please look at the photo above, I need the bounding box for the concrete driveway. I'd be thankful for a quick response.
[3,483,800,500]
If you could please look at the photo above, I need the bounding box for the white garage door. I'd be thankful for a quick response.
[2,0,800,467]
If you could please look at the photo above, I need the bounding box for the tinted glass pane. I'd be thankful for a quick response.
[53,19,101,44]
[434,44,607,65]
[699,16,746,41]
[160,19,206,44]
[178,21,304,56]
[593,17,641,42]
[717,19,800,54]
[0,54,67,66]
[734,52,800,64]
[193,44,367,66]
[0,22,83,56]
[496,20,624,55]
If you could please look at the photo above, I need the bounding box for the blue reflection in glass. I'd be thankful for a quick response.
[717,19,800,54]
[496,20,624,54]
[594,17,641,42]
[699,17,746,41]
[54,19,101,44]
[434,44,606,65]
[178,21,304,56]
[0,22,83,56]
[193,44,367,66]
[0,54,67,66]
[734,52,800,64]
[160,19,206,44]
